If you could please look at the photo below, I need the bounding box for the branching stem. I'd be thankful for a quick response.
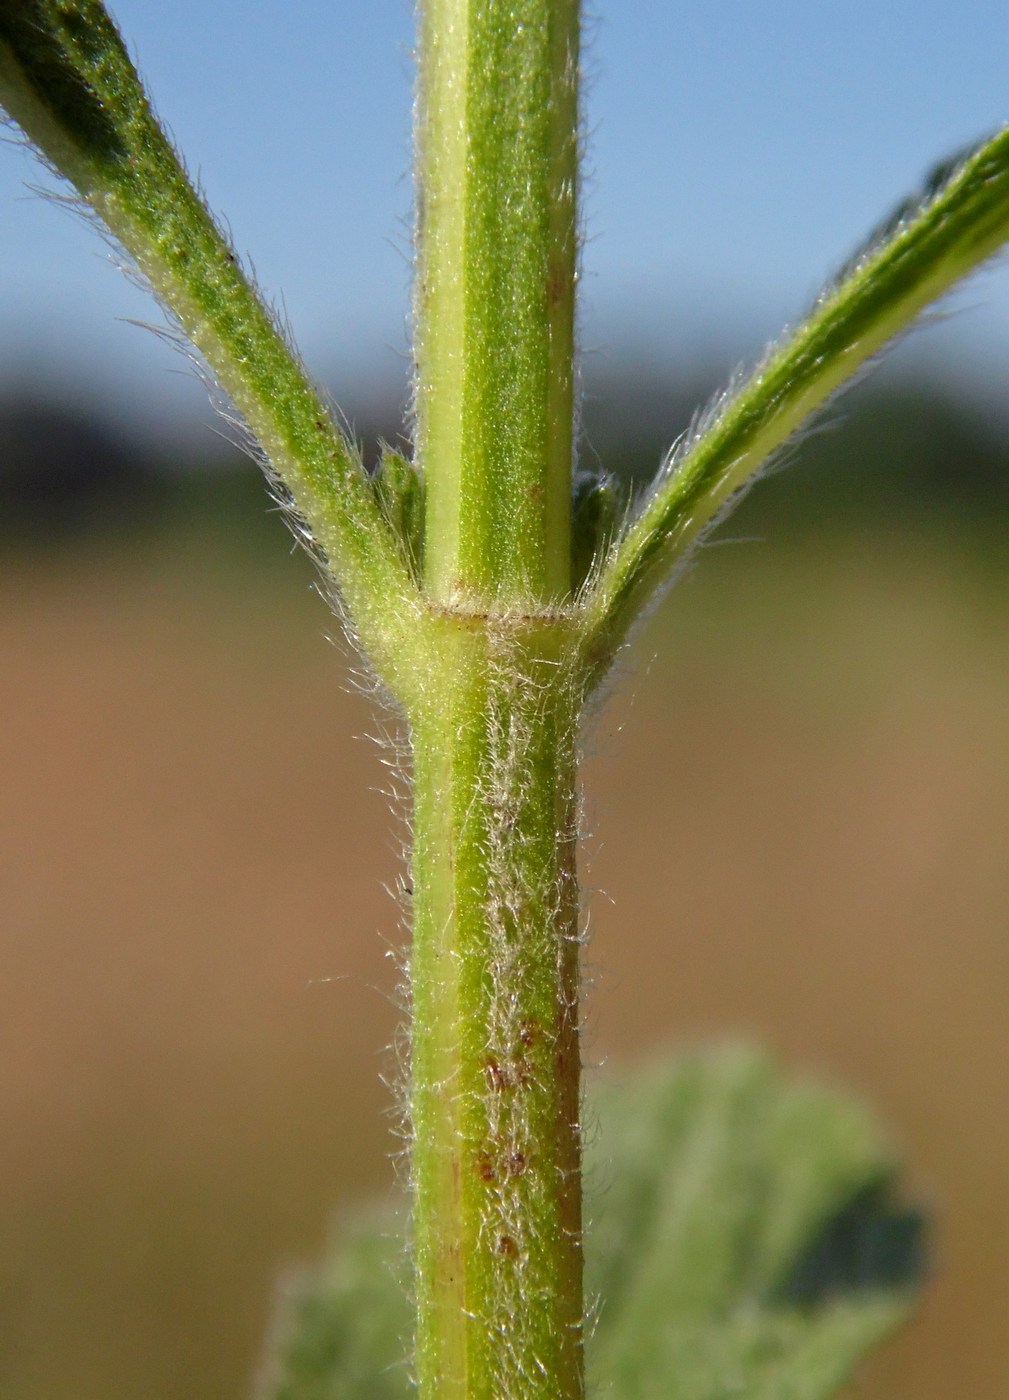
[7,6,1009,1399]
[410,2,584,1391]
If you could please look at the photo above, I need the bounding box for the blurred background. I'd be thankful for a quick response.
[2,2,1009,1396]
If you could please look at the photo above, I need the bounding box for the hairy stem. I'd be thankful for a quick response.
[415,0,580,605]
[409,616,583,1399]
[0,2,422,690]
[409,2,585,1391]
[581,125,1009,677]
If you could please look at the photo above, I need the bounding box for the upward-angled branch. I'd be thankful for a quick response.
[580,126,1009,680]
[0,1,423,692]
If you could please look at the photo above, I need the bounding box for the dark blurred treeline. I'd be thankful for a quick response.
[2,362,1008,552]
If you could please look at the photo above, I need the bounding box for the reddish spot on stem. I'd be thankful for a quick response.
[546,256,568,309]
[486,1056,533,1091]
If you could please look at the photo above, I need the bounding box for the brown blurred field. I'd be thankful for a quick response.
[2,512,1008,1398]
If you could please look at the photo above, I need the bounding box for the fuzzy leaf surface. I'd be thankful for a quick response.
[255,1212,412,1400]
[587,1048,922,1399]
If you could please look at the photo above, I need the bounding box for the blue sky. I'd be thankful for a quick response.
[3,1,1009,432]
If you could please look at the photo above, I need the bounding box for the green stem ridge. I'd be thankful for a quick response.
[579,124,1009,677]
[415,0,580,606]
[410,4,585,1392]
[408,616,584,1399]
[0,1,422,693]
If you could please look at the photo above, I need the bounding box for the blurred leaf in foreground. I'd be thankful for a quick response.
[257,1048,922,1399]
[255,1209,412,1400]
[587,1047,923,1399]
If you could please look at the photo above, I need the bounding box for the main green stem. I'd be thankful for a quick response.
[415,0,579,606]
[10,5,1009,1392]
[410,619,583,1397]
[410,0,584,1394]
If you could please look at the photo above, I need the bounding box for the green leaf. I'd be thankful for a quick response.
[572,471,621,593]
[587,1047,922,1399]
[255,1210,413,1400]
[373,448,426,582]
[256,1050,921,1399]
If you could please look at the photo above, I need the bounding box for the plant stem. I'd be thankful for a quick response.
[409,615,583,1398]
[411,2,584,1389]
[415,0,579,605]
[0,3,422,689]
[579,126,1009,675]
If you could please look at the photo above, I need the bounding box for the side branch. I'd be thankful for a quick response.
[580,125,1009,680]
[0,2,422,692]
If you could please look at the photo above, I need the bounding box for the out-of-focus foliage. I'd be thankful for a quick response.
[258,1048,921,1399]
[256,1212,412,1400]
[587,1048,921,1400]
